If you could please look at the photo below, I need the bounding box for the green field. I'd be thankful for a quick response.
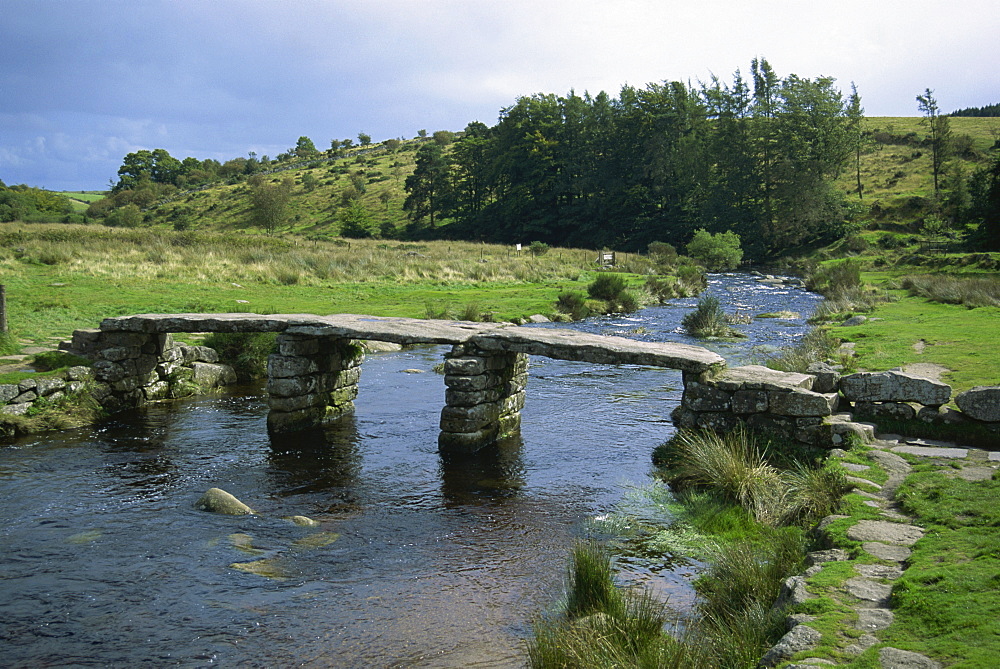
[0,224,626,356]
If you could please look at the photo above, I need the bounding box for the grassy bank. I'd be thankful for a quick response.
[528,428,850,668]
[0,223,658,349]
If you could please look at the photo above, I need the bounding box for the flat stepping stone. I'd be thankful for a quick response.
[759,624,822,667]
[892,445,969,459]
[857,607,895,632]
[847,476,882,490]
[19,346,52,355]
[842,462,871,472]
[847,520,924,546]
[879,647,942,668]
[989,452,1000,462]
[846,633,880,655]
[862,541,912,562]
[950,466,995,482]
[856,563,904,580]
[845,577,892,606]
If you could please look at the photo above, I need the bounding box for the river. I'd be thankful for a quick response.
[0,273,822,668]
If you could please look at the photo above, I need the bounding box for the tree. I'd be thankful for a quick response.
[294,136,318,158]
[432,130,455,145]
[917,89,952,199]
[846,83,869,199]
[357,133,372,146]
[969,152,1000,249]
[403,143,451,228]
[247,175,294,234]
[338,201,375,238]
[686,229,743,270]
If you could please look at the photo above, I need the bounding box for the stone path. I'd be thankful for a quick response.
[760,435,999,669]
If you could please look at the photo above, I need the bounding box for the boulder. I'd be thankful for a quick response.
[769,389,838,417]
[839,370,951,406]
[190,362,237,388]
[806,361,841,393]
[759,624,821,667]
[955,386,1000,422]
[712,365,814,392]
[194,488,255,515]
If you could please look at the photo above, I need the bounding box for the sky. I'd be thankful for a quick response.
[2,0,998,192]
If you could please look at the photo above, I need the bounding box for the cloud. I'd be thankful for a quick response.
[1,0,997,189]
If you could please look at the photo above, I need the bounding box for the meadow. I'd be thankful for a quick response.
[0,223,646,356]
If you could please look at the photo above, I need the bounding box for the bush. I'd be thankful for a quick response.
[686,229,743,271]
[556,291,590,320]
[805,259,862,296]
[587,273,628,301]
[528,240,550,256]
[759,328,841,373]
[676,263,708,295]
[647,241,678,261]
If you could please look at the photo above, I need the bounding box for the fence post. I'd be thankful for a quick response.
[0,284,7,334]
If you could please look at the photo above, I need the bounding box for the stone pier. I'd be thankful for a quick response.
[265,334,364,435]
[439,344,528,451]
[42,312,731,452]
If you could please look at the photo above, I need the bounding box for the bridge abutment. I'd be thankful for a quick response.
[439,344,528,451]
[265,335,363,434]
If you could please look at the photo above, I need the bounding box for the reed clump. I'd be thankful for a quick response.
[899,273,1000,308]
[530,428,851,668]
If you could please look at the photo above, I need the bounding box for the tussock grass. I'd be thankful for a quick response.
[681,296,746,338]
[654,428,851,528]
[900,273,1000,308]
[758,327,843,373]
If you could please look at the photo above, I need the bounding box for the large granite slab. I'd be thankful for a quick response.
[99,313,726,372]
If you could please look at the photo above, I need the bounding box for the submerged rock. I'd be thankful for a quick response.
[195,488,255,515]
[229,558,286,579]
[292,531,340,549]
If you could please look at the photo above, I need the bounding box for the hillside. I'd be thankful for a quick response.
[841,116,998,226]
[81,116,996,252]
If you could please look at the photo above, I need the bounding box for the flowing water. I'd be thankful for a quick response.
[0,274,822,668]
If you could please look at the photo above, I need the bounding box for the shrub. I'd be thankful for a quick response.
[556,291,590,320]
[759,328,841,373]
[528,240,550,256]
[805,259,862,296]
[900,273,1000,308]
[686,229,743,271]
[676,263,708,295]
[647,241,678,261]
[615,290,640,314]
[645,275,679,303]
[587,273,628,301]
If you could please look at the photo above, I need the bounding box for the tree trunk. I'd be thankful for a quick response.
[0,284,7,334]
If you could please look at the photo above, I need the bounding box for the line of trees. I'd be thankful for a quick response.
[405,58,865,260]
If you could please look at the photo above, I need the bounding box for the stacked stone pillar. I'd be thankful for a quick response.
[439,344,528,451]
[266,334,363,434]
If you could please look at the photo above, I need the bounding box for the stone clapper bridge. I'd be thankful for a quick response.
[79,312,726,451]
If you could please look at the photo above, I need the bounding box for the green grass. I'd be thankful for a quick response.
[829,287,1000,394]
[0,223,631,347]
[881,472,1000,666]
